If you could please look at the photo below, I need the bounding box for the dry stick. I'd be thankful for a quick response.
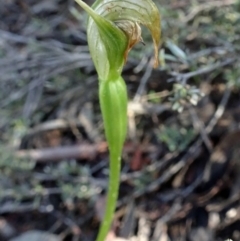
[182,0,236,23]
[118,86,231,206]
[169,58,235,83]
[133,57,154,102]
[26,119,83,136]
[152,201,181,241]
[16,144,107,162]
[187,47,233,61]
[0,29,81,52]
[188,105,213,152]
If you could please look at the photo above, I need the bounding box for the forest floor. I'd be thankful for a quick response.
[0,0,240,240]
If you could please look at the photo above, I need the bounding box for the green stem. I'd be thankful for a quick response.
[97,77,127,241]
[96,151,121,241]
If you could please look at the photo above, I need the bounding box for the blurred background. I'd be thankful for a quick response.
[0,0,240,240]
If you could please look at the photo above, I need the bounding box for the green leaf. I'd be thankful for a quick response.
[75,0,128,80]
[166,40,187,62]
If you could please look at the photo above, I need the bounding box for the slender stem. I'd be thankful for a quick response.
[96,151,121,241]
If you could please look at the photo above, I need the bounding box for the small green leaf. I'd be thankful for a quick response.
[166,40,187,62]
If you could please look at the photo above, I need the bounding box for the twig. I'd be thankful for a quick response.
[16,143,107,162]
[182,0,237,23]
[0,29,84,52]
[188,105,213,152]
[187,47,233,61]
[206,92,232,134]
[133,57,154,101]
[169,58,235,83]
[51,210,81,236]
[152,201,181,241]
[0,199,40,214]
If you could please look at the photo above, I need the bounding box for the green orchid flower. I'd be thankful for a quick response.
[74,0,161,240]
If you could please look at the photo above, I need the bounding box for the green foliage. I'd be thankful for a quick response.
[166,40,188,63]
[225,69,240,89]
[159,126,195,152]
[170,84,204,112]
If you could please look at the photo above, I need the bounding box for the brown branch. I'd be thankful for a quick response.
[16,143,108,162]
